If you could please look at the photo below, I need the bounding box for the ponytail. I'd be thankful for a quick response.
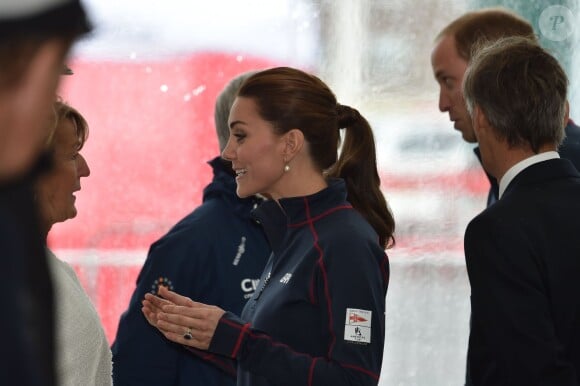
[236,67,395,247]
[328,104,395,248]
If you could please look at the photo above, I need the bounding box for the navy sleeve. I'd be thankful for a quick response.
[183,346,237,377]
[559,120,580,171]
[112,230,236,386]
[465,215,577,385]
[209,236,388,386]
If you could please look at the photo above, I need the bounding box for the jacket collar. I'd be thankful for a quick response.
[503,158,580,199]
[252,179,351,254]
[203,156,262,219]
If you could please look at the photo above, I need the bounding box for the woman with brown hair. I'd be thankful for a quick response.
[37,100,112,386]
[143,66,394,386]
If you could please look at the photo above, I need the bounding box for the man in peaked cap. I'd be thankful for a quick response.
[0,1,90,385]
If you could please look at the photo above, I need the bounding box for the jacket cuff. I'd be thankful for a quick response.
[209,312,250,359]
[183,346,237,377]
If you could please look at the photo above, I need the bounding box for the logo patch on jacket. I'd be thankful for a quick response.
[150,277,174,295]
[279,273,292,284]
[232,236,246,266]
[344,308,371,344]
[241,278,260,299]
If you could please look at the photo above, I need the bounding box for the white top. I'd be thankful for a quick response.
[498,151,560,199]
[46,249,113,386]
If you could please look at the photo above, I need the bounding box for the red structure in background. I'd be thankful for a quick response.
[55,53,276,249]
[53,53,276,342]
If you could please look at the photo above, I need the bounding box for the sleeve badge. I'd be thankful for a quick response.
[344,308,372,344]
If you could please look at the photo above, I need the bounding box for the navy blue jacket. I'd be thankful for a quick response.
[111,157,270,386]
[208,179,389,386]
[559,119,580,169]
[0,170,55,386]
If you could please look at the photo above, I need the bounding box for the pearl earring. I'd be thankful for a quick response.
[284,164,290,172]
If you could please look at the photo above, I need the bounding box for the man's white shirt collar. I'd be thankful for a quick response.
[499,151,559,199]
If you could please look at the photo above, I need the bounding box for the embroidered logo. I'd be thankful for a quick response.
[232,236,247,266]
[241,278,260,299]
[344,308,372,344]
[150,276,174,295]
[279,273,292,284]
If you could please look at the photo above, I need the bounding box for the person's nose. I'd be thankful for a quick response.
[438,89,450,113]
[221,138,235,161]
[77,153,90,177]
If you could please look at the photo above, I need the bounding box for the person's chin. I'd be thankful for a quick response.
[236,187,252,199]
[455,124,477,143]
[453,120,466,133]
[461,131,478,144]
[237,185,263,200]
[67,207,78,220]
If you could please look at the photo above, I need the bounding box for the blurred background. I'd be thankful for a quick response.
[53,0,578,384]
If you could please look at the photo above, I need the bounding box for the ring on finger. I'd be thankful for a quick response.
[183,327,193,340]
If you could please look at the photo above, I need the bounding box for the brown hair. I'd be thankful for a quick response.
[463,37,567,152]
[238,67,394,248]
[438,8,536,61]
[46,100,89,153]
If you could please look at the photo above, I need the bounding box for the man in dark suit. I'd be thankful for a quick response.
[432,10,580,385]
[462,36,580,385]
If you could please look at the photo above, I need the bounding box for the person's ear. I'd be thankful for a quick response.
[473,105,490,139]
[282,128,304,161]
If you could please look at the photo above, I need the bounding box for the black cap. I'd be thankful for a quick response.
[0,0,91,39]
